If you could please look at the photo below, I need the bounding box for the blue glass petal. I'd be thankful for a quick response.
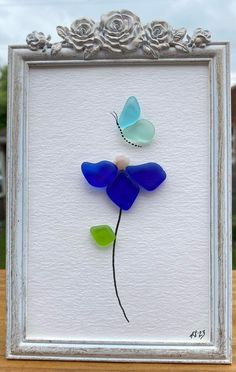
[81,161,118,188]
[106,171,140,210]
[118,96,141,129]
[126,163,166,191]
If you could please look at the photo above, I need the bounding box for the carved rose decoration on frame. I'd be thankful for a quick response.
[144,21,173,54]
[187,28,211,48]
[26,31,51,52]
[26,10,212,59]
[56,18,100,58]
[98,10,144,53]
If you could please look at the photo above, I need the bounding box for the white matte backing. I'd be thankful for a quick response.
[26,63,210,343]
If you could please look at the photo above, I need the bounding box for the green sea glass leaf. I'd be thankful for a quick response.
[90,225,115,247]
[123,119,155,145]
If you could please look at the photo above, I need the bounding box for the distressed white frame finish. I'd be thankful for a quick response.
[6,43,231,363]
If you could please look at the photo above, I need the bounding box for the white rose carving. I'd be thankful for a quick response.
[144,21,173,53]
[98,10,144,53]
[26,31,51,51]
[189,28,211,48]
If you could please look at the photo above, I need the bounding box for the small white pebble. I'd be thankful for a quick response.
[114,155,130,170]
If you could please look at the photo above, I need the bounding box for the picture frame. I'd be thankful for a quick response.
[6,10,231,363]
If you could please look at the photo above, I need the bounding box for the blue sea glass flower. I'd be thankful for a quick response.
[81,158,166,211]
[81,156,167,322]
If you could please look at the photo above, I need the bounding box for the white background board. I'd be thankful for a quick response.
[26,63,210,343]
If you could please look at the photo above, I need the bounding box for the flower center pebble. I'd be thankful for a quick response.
[114,155,130,170]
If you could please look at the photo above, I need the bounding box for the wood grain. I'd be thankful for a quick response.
[0,269,234,371]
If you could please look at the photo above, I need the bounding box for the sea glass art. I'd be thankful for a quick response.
[111,96,155,147]
[81,157,166,322]
[90,225,115,247]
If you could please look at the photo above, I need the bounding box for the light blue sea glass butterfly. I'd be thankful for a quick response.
[111,96,155,147]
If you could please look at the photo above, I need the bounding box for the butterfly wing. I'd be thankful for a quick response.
[123,119,155,146]
[81,161,118,188]
[118,96,141,129]
[126,163,166,191]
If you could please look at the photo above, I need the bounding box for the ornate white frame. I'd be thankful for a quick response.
[6,10,231,364]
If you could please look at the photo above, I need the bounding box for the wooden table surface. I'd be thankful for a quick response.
[0,270,234,372]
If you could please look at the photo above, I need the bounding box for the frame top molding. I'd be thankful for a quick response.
[25,9,211,59]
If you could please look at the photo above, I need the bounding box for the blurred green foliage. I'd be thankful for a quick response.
[0,65,6,269]
[0,65,7,129]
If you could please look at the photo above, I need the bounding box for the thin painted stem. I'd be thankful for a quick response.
[112,208,130,323]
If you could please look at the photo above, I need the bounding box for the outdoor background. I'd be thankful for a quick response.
[0,0,235,269]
